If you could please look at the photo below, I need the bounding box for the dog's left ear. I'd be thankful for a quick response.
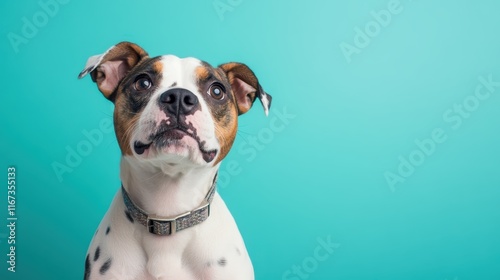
[218,62,272,116]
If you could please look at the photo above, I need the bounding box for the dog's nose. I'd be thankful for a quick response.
[159,88,199,115]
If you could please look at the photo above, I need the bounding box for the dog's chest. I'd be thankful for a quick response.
[85,192,253,280]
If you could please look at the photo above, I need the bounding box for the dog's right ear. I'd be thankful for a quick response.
[78,42,149,102]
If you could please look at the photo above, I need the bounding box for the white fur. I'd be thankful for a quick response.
[261,94,270,116]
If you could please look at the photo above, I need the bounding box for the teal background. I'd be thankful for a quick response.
[1,0,500,279]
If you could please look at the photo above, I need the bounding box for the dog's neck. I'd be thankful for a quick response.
[120,156,219,217]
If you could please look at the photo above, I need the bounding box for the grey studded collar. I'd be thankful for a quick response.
[121,176,217,236]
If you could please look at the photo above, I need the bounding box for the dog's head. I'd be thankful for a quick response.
[79,42,271,167]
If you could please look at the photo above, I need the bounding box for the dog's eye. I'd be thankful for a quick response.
[134,75,152,91]
[208,83,225,100]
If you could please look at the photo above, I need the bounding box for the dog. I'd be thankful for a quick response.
[78,41,271,280]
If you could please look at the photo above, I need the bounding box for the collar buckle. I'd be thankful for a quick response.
[145,199,211,236]
[147,215,176,235]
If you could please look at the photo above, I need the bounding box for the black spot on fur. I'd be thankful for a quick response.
[171,82,177,87]
[125,210,134,223]
[100,258,112,275]
[93,246,100,262]
[84,254,90,280]
[218,258,227,266]
[106,226,110,235]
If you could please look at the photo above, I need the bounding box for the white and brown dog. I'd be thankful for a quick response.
[78,41,271,280]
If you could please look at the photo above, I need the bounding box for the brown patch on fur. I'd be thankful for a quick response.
[195,66,211,82]
[213,67,227,82]
[152,60,163,74]
[113,95,142,155]
[219,63,259,89]
[212,102,238,165]
[108,42,148,69]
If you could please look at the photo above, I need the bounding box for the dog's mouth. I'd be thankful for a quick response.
[133,128,217,163]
